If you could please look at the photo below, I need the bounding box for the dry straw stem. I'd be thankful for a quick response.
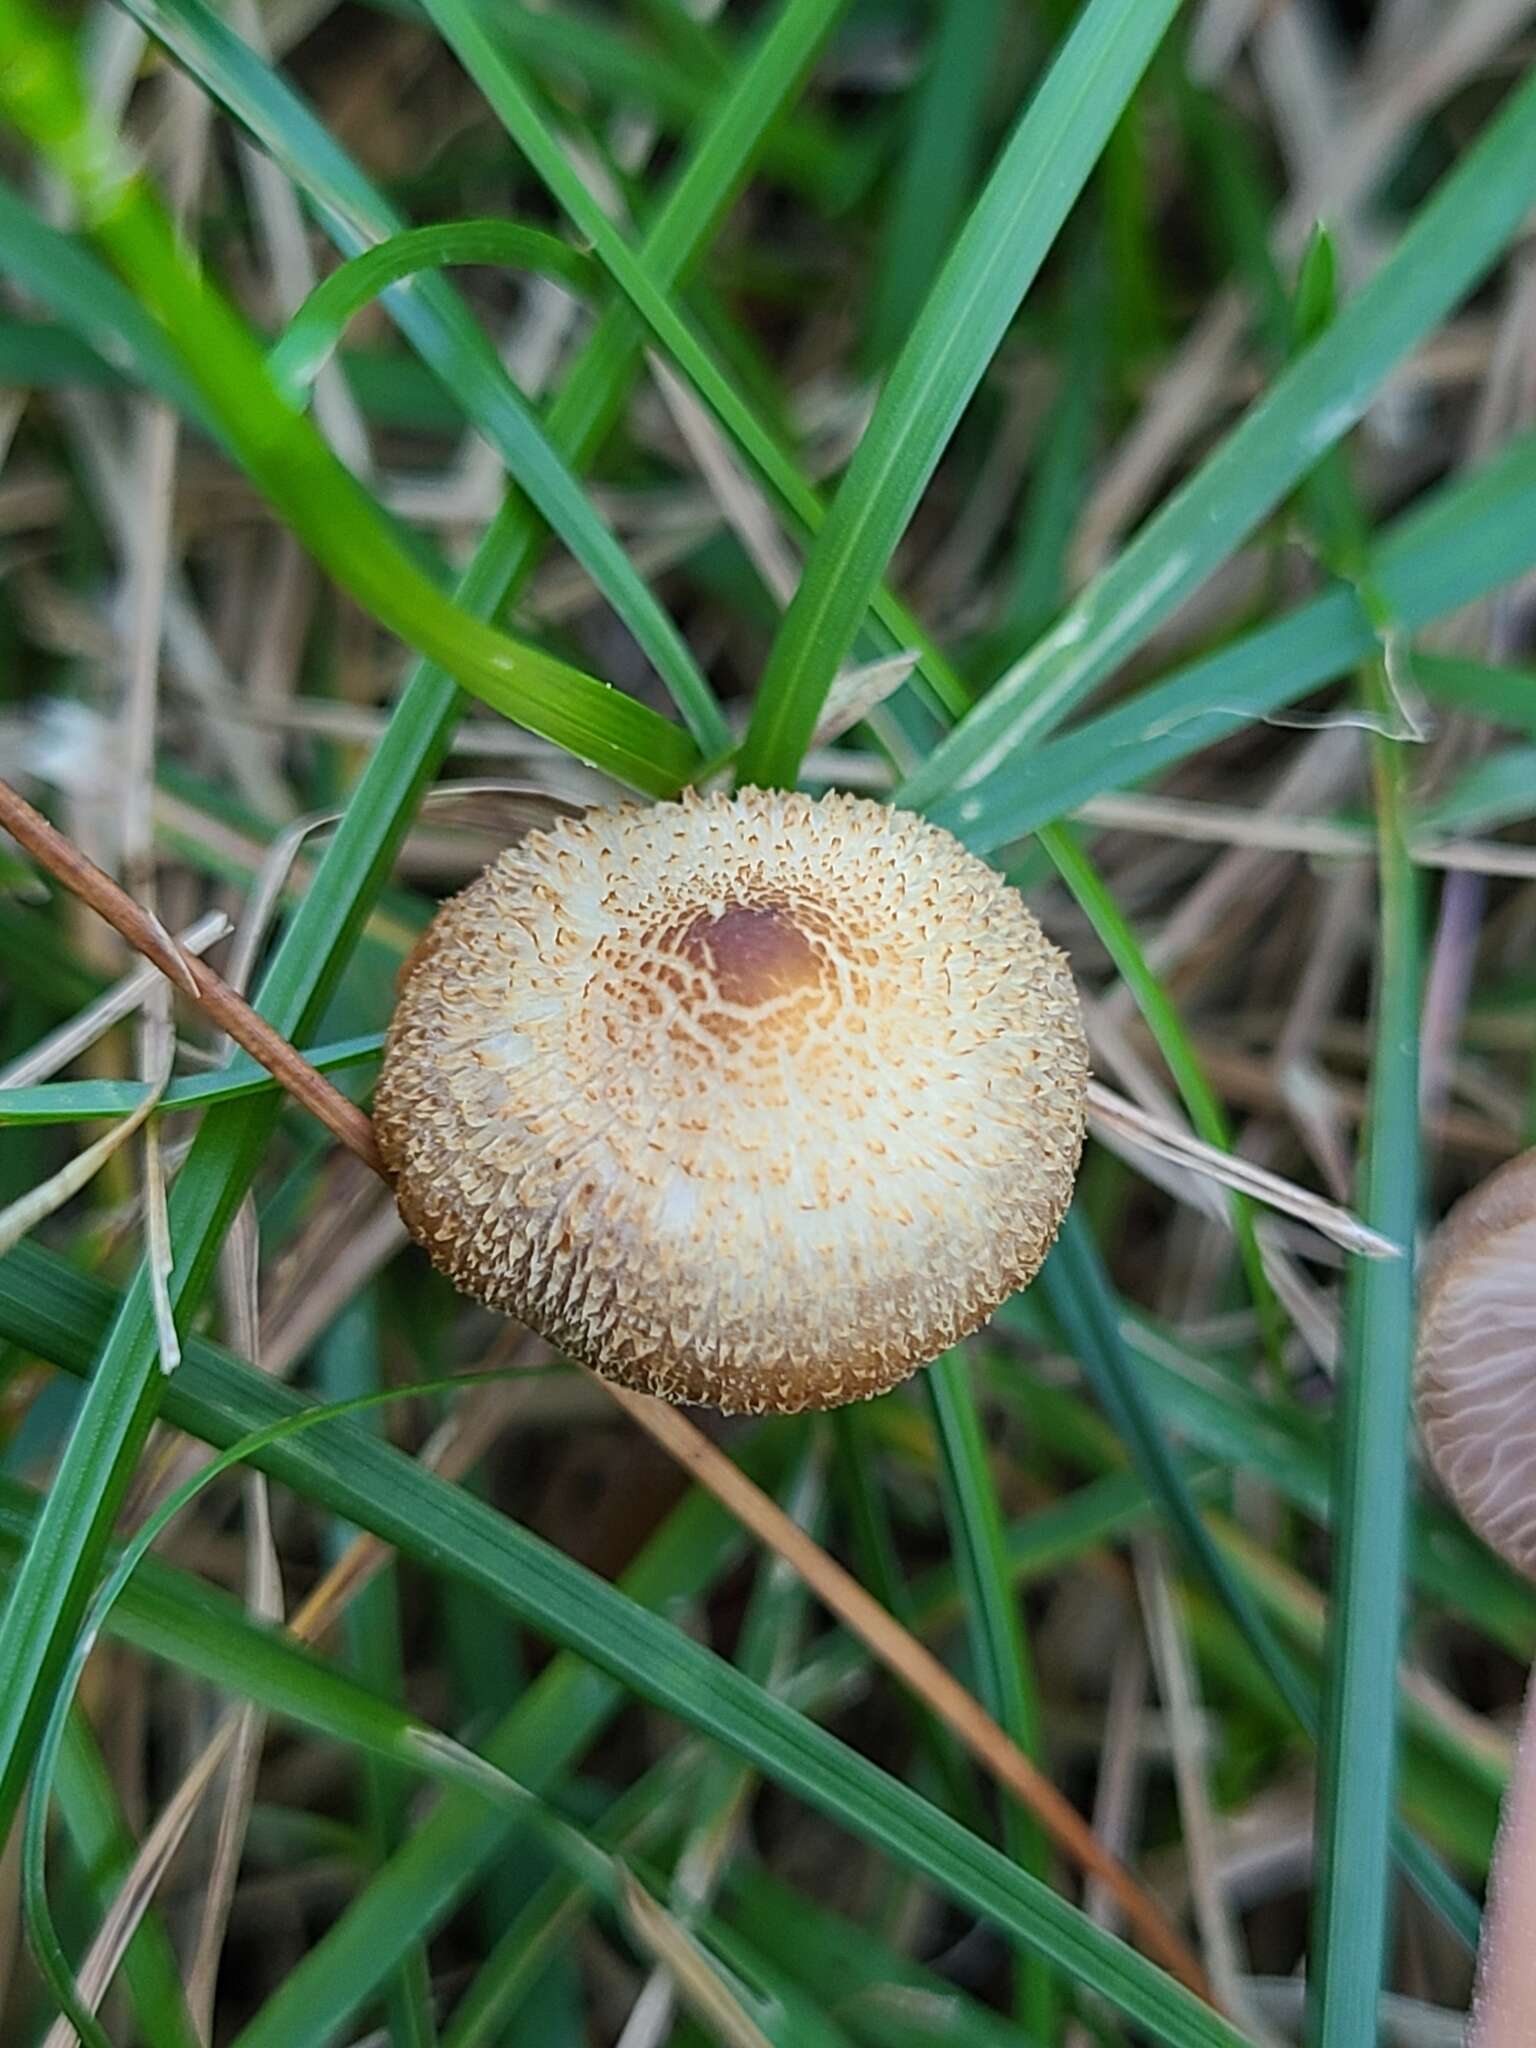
[5,777,1214,2006]
[610,1381,1213,1998]
[0,1038,171,1261]
[1086,1078,1398,1260]
[46,1355,551,2038]
[0,909,231,1089]
[40,1719,234,2046]
[0,776,379,1173]
[1078,789,1536,882]
[1135,1538,1277,2043]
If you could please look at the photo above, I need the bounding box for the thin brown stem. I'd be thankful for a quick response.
[0,777,378,1170]
[606,1380,1214,2001]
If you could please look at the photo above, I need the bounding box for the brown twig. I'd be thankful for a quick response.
[0,776,379,1171]
[3,773,1214,2008]
[604,1381,1213,1999]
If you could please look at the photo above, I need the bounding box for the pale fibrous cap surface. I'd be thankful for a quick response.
[1416,1151,1536,1578]
[374,788,1088,1414]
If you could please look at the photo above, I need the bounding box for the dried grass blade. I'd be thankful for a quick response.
[1087,1080,1400,1259]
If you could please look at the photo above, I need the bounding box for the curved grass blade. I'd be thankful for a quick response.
[266,219,601,404]
[21,1373,747,2048]
[360,0,970,721]
[0,9,696,792]
[111,0,737,757]
[0,1479,486,1762]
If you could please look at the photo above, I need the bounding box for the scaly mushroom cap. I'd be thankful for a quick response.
[373,788,1088,1413]
[1416,1152,1536,1577]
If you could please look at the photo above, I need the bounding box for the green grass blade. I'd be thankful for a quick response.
[317,1296,438,2048]
[900,62,1536,812]
[54,1712,202,2048]
[831,1407,984,1826]
[484,0,861,207]
[1413,743,1536,837]
[0,1032,386,1126]
[584,1446,825,2046]
[726,1863,1039,2048]
[925,1349,1053,2035]
[0,1244,1249,2048]
[736,0,1180,787]
[377,0,970,722]
[970,247,1105,675]
[0,170,215,428]
[1412,652,1536,738]
[1305,681,1423,2045]
[862,0,1005,366]
[436,1764,688,2048]
[1037,819,1283,1364]
[929,428,1536,851]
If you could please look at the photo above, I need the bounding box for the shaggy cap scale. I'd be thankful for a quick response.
[373,788,1088,1414]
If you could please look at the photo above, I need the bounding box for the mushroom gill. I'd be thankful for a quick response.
[1415,1151,1536,2048]
[1416,1154,1536,1577]
[373,787,1088,1414]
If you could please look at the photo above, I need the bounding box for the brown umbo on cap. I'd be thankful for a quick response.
[373,788,1088,1414]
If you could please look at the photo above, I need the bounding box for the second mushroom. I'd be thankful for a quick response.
[373,787,1089,1414]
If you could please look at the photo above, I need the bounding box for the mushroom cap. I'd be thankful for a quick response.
[1416,1151,1536,1576]
[373,788,1088,1414]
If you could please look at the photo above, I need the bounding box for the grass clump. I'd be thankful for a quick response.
[2,2,1536,2043]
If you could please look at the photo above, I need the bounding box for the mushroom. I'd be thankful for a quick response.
[373,787,1088,1413]
[1415,1150,1536,2047]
